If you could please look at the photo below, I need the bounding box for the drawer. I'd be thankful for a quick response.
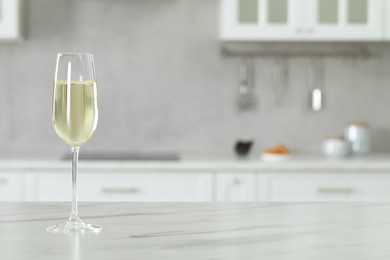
[26,171,213,202]
[266,173,390,202]
[0,172,23,201]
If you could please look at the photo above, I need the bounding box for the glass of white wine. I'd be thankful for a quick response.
[47,53,101,233]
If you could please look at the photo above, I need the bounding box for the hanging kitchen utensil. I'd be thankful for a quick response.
[236,58,257,110]
[308,58,324,111]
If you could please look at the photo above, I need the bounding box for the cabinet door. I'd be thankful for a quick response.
[24,172,70,201]
[306,0,383,40]
[216,172,256,202]
[386,0,390,39]
[264,173,390,202]
[78,171,213,202]
[25,171,213,202]
[220,0,305,40]
[0,172,23,201]
[0,0,21,40]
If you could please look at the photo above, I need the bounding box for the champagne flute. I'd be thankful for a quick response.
[47,53,101,232]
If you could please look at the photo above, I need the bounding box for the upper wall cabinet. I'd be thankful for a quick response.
[220,0,384,41]
[220,0,303,41]
[0,0,22,40]
[306,0,382,40]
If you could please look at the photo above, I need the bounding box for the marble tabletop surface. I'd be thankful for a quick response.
[1,203,390,259]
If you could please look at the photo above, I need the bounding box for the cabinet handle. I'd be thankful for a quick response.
[295,28,303,34]
[0,177,7,185]
[317,187,356,194]
[225,178,242,201]
[233,178,241,185]
[102,187,140,194]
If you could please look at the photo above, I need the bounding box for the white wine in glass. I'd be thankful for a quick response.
[47,53,101,233]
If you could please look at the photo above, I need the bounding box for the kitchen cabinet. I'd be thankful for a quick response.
[0,172,24,201]
[24,170,214,202]
[25,171,70,201]
[0,0,22,40]
[261,172,390,201]
[8,162,390,202]
[386,0,390,39]
[216,172,257,202]
[306,0,382,41]
[220,0,384,41]
[220,0,302,41]
[78,171,213,202]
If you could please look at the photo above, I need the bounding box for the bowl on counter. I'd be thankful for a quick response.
[261,144,290,162]
[322,136,349,159]
[261,153,290,162]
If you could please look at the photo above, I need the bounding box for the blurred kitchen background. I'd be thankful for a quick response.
[3,0,390,203]
[1,0,389,157]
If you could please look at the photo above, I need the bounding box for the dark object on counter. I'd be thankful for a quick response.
[235,140,253,156]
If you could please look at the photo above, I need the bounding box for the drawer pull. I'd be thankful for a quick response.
[0,177,7,185]
[102,187,140,194]
[318,187,356,194]
[233,178,241,185]
[306,28,314,34]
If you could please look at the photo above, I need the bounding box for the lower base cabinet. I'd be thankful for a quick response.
[3,169,390,202]
[25,170,213,202]
[0,172,24,201]
[261,172,390,202]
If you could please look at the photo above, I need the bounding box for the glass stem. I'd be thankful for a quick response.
[70,146,80,220]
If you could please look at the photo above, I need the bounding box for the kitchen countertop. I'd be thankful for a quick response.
[0,155,389,171]
[1,202,389,259]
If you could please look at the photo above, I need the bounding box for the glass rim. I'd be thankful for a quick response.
[57,52,94,57]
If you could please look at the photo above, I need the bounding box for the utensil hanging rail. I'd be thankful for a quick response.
[220,47,373,59]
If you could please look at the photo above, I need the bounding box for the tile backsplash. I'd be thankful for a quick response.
[0,0,389,157]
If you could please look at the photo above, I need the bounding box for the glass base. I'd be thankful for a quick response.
[46,216,102,233]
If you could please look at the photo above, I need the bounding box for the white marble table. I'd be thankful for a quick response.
[1,203,390,259]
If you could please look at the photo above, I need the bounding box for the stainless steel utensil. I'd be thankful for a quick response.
[308,58,324,111]
[310,88,323,111]
[237,58,256,110]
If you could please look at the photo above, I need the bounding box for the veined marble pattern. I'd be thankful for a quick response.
[0,203,390,259]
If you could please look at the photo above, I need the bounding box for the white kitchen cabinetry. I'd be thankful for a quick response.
[78,171,213,202]
[220,0,384,41]
[12,167,390,202]
[24,171,70,201]
[25,170,214,202]
[0,0,22,40]
[386,0,390,39]
[261,172,390,201]
[216,172,257,202]
[306,0,382,41]
[220,0,303,41]
[0,172,23,201]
